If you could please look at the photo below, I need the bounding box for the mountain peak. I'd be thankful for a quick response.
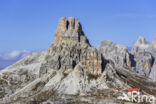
[152,38,156,44]
[135,36,147,46]
[2,17,156,103]
[54,17,90,45]
[131,36,149,54]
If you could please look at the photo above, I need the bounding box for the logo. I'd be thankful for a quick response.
[131,94,155,103]
[116,88,155,103]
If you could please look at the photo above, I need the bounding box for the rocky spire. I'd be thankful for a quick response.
[54,17,90,45]
[134,36,148,46]
[151,38,156,48]
[152,38,156,44]
[131,36,149,54]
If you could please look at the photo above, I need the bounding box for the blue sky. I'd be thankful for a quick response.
[0,0,156,53]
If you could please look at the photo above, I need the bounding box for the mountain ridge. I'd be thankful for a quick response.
[0,17,156,104]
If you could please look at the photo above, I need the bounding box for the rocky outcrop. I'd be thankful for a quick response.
[152,38,156,49]
[54,17,90,45]
[147,39,156,80]
[39,17,102,77]
[0,52,47,99]
[131,36,149,54]
[131,37,155,79]
[134,51,153,76]
[1,17,156,104]
[0,17,108,103]
[44,42,102,75]
[98,37,155,80]
[98,40,132,68]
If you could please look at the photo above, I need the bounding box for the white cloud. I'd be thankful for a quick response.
[0,50,30,60]
[0,50,31,69]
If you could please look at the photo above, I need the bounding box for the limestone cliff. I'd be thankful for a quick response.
[131,37,156,79]
[54,17,90,45]
[0,17,156,104]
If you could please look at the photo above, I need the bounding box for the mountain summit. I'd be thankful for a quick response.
[1,17,156,104]
[54,17,90,45]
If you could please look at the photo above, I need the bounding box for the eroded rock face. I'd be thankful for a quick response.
[127,36,156,82]
[130,37,156,79]
[0,52,47,99]
[39,17,102,77]
[54,17,90,45]
[134,52,153,76]
[131,36,149,54]
[0,17,134,104]
[98,40,132,68]
[152,38,156,49]
[1,17,156,104]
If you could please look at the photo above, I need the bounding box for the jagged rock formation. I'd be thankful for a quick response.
[131,36,149,54]
[134,51,153,76]
[0,17,156,104]
[54,17,90,45]
[131,37,156,80]
[0,52,47,99]
[40,17,102,77]
[0,17,111,104]
[98,40,132,68]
